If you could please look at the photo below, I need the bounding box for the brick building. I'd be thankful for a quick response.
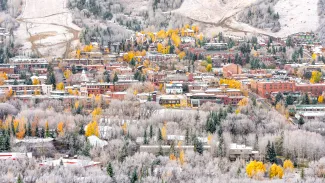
[223,64,242,78]
[252,80,325,98]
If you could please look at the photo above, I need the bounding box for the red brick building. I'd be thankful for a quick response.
[253,80,325,98]
[223,64,242,78]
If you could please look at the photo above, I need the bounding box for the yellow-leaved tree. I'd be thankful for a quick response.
[85,121,99,137]
[310,70,322,83]
[283,159,294,172]
[121,122,127,135]
[161,123,167,140]
[91,107,102,119]
[269,163,284,179]
[32,78,40,85]
[56,82,65,90]
[57,122,64,136]
[206,64,212,72]
[64,69,72,79]
[246,160,266,179]
[318,95,324,103]
[178,51,186,60]
[179,149,185,165]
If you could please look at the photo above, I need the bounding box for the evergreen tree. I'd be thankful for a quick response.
[157,128,162,141]
[265,141,277,163]
[143,130,148,144]
[17,174,23,183]
[79,124,85,135]
[302,93,310,104]
[298,117,305,126]
[107,162,114,177]
[149,125,153,139]
[35,124,39,137]
[286,95,294,106]
[13,79,18,85]
[113,73,118,84]
[130,168,138,183]
[193,138,203,155]
[71,65,77,74]
[27,122,31,136]
[157,144,164,156]
[275,92,283,105]
[185,128,190,145]
[5,133,10,151]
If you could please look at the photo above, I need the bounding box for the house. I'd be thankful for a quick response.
[165,83,183,94]
[229,143,259,161]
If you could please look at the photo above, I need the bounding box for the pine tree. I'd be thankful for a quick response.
[79,124,85,135]
[194,138,203,155]
[270,143,277,163]
[158,128,162,141]
[130,168,138,183]
[107,162,114,177]
[35,124,39,137]
[113,73,118,84]
[185,128,190,145]
[149,125,153,139]
[143,130,148,145]
[265,141,271,162]
[17,174,23,183]
[298,117,305,126]
[157,144,164,156]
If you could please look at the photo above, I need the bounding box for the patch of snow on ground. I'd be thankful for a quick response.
[88,136,108,148]
[274,0,319,37]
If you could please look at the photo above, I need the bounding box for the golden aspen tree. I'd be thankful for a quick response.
[121,122,127,135]
[56,82,65,90]
[161,123,167,140]
[91,107,102,118]
[318,96,324,103]
[283,160,294,172]
[85,121,99,137]
[178,52,186,59]
[246,160,266,179]
[57,122,64,136]
[64,69,72,79]
[179,149,185,165]
[206,64,212,72]
[310,70,322,83]
[269,164,284,179]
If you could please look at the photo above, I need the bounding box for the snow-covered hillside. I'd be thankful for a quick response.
[14,0,81,58]
[273,0,319,37]
[9,0,325,57]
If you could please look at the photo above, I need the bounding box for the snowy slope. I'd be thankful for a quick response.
[174,0,258,24]
[173,0,320,38]
[273,0,319,37]
[14,0,81,58]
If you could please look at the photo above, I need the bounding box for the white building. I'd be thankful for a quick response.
[165,83,183,94]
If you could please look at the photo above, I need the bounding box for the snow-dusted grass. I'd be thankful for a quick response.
[274,0,319,37]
